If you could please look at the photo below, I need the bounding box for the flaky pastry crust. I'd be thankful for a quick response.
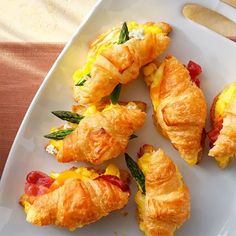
[22,178,129,230]
[144,56,207,165]
[209,98,236,166]
[74,22,171,104]
[57,103,146,164]
[137,145,190,236]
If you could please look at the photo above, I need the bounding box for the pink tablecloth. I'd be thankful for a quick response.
[0,43,64,175]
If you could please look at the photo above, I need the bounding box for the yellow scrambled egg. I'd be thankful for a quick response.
[215,156,231,169]
[135,191,146,231]
[135,152,152,231]
[214,83,236,119]
[73,21,162,84]
[50,164,120,184]
[213,83,236,167]
[137,153,152,176]
[149,62,165,111]
[22,200,31,214]
[186,158,199,167]
[82,105,98,116]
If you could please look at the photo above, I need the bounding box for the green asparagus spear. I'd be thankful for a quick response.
[52,111,84,124]
[110,84,122,104]
[75,73,91,86]
[129,134,138,140]
[44,129,74,140]
[109,23,129,103]
[118,22,129,44]
[125,153,146,194]
[76,78,86,86]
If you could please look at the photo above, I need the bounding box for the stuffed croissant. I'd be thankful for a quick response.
[19,164,130,231]
[208,83,236,168]
[45,101,146,164]
[142,56,207,165]
[125,144,190,236]
[73,21,171,104]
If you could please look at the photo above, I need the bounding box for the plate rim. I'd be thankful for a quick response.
[0,0,103,187]
[1,1,236,235]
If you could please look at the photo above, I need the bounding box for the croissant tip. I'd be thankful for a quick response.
[138,144,155,157]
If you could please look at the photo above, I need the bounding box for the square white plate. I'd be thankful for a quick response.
[1,0,236,235]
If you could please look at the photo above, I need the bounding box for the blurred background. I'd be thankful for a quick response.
[0,0,96,175]
[0,0,96,42]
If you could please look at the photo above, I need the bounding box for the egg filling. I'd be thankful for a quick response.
[209,83,236,167]
[149,62,165,111]
[214,83,236,119]
[73,22,162,84]
[135,152,152,231]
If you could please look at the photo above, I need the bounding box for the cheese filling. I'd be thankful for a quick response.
[46,127,66,154]
[148,62,165,111]
[135,152,151,231]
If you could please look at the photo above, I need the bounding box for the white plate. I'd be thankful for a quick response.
[1,0,236,235]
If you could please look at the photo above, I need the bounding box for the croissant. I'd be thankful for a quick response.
[19,165,130,230]
[208,83,236,168]
[126,144,190,236]
[45,101,146,164]
[73,21,171,104]
[142,56,207,165]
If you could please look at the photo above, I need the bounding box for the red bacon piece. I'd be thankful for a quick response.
[187,60,202,87]
[96,175,130,193]
[25,171,54,196]
[208,119,223,148]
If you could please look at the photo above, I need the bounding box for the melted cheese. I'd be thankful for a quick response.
[22,200,31,214]
[104,164,120,178]
[135,152,150,231]
[215,156,231,169]
[215,83,236,119]
[83,105,98,116]
[102,103,120,112]
[137,153,152,175]
[51,168,99,185]
[135,191,145,231]
[150,62,165,111]
[50,165,120,186]
[186,158,198,166]
[73,22,162,84]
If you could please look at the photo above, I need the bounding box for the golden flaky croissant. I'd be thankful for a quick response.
[208,83,236,168]
[126,144,190,236]
[73,21,171,104]
[142,56,207,165]
[19,165,130,231]
[45,101,146,164]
